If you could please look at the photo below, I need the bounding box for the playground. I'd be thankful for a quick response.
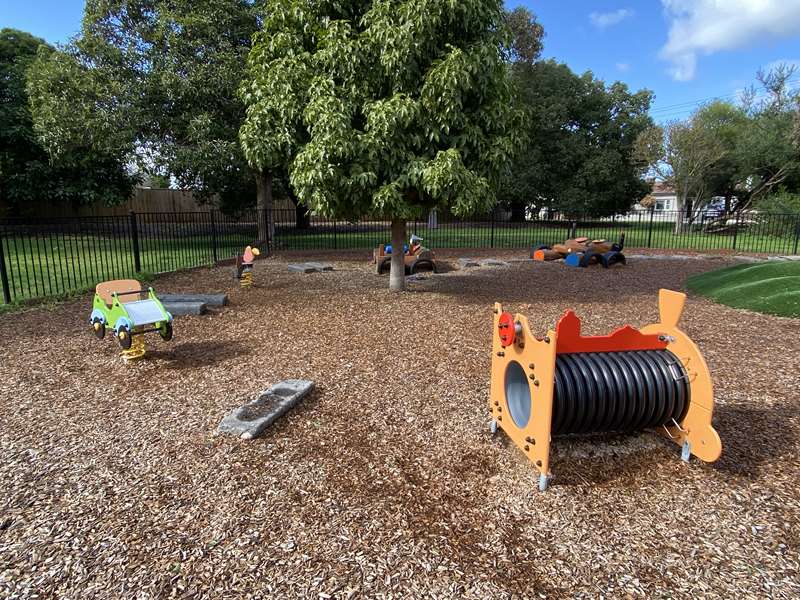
[1,253,799,598]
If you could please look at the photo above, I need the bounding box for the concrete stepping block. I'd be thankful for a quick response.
[288,264,317,273]
[217,380,315,440]
[161,301,207,316]
[159,293,228,306]
[479,258,510,267]
[305,262,334,271]
[458,258,481,269]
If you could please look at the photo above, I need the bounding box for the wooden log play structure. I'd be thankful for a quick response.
[489,289,722,491]
[373,235,437,275]
[532,233,626,268]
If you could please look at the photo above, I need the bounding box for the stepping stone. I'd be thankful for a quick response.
[161,301,207,316]
[159,293,228,306]
[479,258,510,267]
[217,380,315,440]
[458,258,481,269]
[305,262,334,271]
[288,264,317,273]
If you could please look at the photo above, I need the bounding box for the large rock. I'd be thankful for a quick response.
[217,380,315,440]
[159,293,228,307]
[161,301,207,316]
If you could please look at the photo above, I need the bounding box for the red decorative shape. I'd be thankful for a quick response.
[555,310,667,354]
[498,312,516,347]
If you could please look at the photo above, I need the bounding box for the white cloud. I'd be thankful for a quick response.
[616,62,631,72]
[660,0,800,81]
[590,9,634,29]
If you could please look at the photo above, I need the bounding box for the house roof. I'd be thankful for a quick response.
[651,181,675,194]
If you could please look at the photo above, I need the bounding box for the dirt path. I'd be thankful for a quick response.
[1,256,798,598]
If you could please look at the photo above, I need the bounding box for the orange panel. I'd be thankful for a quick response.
[555,310,667,354]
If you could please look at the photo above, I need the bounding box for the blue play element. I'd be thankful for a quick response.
[564,253,582,268]
[384,244,409,254]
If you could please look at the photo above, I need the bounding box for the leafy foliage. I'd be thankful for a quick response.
[506,59,654,217]
[240,0,521,221]
[26,1,260,213]
[0,28,134,213]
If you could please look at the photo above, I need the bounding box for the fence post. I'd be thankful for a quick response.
[129,211,142,273]
[210,210,218,263]
[0,228,11,304]
[333,219,337,250]
[793,216,800,256]
[490,211,495,249]
[731,212,740,251]
[647,207,655,248]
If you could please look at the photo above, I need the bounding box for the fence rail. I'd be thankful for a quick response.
[2,208,799,305]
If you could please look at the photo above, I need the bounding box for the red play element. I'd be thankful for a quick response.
[555,310,667,354]
[498,312,516,347]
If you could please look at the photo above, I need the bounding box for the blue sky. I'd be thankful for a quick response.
[4,0,800,122]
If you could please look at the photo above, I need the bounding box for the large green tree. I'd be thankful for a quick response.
[0,28,133,214]
[241,0,520,290]
[506,59,654,218]
[26,1,267,225]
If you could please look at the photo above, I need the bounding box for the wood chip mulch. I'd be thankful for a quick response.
[1,255,798,598]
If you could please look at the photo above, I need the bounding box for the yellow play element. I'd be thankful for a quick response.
[120,335,147,362]
[489,289,721,491]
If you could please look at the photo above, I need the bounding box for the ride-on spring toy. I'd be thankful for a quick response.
[89,279,174,361]
[489,289,721,491]
[235,246,260,287]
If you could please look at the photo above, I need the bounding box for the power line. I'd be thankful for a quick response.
[648,78,800,120]
[650,78,800,115]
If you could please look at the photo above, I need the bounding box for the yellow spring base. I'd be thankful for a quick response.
[240,271,254,287]
[121,336,147,362]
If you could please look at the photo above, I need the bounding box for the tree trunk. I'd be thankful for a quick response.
[510,201,526,223]
[673,196,686,234]
[389,218,406,292]
[255,170,275,246]
[288,187,311,229]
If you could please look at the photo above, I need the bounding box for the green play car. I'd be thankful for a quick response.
[89,279,174,349]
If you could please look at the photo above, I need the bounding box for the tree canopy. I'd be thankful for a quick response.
[240,0,521,289]
[635,64,800,231]
[505,59,654,218]
[26,1,260,213]
[0,28,133,213]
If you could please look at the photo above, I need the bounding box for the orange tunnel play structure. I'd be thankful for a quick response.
[489,289,722,491]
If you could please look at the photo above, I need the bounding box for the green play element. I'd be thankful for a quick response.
[91,285,173,349]
[686,261,800,318]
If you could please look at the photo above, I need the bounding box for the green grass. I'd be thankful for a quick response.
[686,260,800,318]
[2,219,798,307]
[276,220,799,255]
[1,233,248,304]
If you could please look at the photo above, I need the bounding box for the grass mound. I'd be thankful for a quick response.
[686,260,800,318]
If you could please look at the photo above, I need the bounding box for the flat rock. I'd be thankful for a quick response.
[305,262,334,271]
[161,301,207,316]
[217,380,315,440]
[159,293,228,306]
[458,258,481,269]
[288,264,317,273]
[479,258,510,267]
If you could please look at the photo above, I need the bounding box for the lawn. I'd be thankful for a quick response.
[686,260,800,317]
[2,217,799,304]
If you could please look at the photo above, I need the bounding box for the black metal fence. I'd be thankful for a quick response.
[2,208,799,304]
